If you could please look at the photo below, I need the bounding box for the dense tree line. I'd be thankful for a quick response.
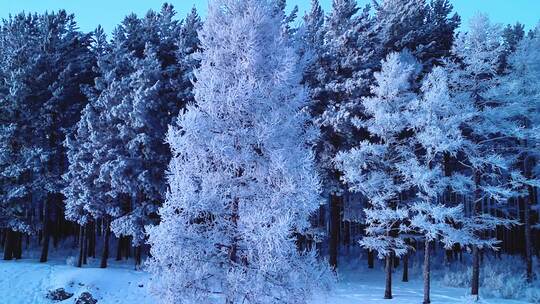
[0,0,538,303]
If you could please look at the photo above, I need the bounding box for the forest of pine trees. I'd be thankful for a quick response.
[0,0,538,303]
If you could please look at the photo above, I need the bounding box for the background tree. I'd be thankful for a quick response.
[336,51,422,299]
[448,13,527,299]
[0,11,95,261]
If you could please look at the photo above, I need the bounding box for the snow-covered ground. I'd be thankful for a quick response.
[0,257,534,304]
[314,265,530,304]
[0,259,153,304]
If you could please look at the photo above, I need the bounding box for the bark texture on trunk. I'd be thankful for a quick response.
[524,156,535,283]
[100,217,111,268]
[3,230,14,260]
[471,245,480,298]
[368,249,374,269]
[77,225,85,268]
[13,232,22,259]
[423,240,431,304]
[471,170,481,299]
[329,194,341,270]
[116,236,123,261]
[523,195,533,283]
[384,253,393,299]
[40,199,50,263]
[402,251,409,282]
[134,246,142,268]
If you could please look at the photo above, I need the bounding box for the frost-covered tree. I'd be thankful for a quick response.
[336,51,421,299]
[63,4,201,267]
[499,22,525,73]
[447,14,525,299]
[0,11,95,261]
[488,23,540,283]
[303,0,380,269]
[405,67,472,304]
[147,0,330,303]
[374,0,460,68]
[63,26,111,268]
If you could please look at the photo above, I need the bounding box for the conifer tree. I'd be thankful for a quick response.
[304,0,380,269]
[489,23,540,283]
[0,11,95,261]
[374,0,460,69]
[448,14,525,299]
[147,0,329,302]
[336,51,422,299]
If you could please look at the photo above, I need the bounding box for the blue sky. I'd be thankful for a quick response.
[0,0,539,34]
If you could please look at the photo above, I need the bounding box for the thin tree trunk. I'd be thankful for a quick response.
[77,225,85,268]
[0,229,5,249]
[524,154,535,283]
[13,232,22,259]
[423,240,431,304]
[471,245,480,299]
[87,221,96,258]
[82,228,88,265]
[3,230,13,260]
[471,171,481,299]
[124,237,131,260]
[402,250,409,282]
[368,249,374,269]
[329,194,340,270]
[523,195,533,283]
[100,217,110,268]
[116,236,123,261]
[40,199,50,263]
[384,253,393,299]
[134,245,142,268]
[226,198,240,304]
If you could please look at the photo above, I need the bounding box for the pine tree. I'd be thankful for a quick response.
[488,23,540,283]
[336,51,422,299]
[406,67,472,304]
[0,11,95,261]
[303,0,380,269]
[374,0,460,69]
[64,4,200,267]
[147,0,329,302]
[448,14,524,299]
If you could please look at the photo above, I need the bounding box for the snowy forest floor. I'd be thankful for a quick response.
[0,252,537,304]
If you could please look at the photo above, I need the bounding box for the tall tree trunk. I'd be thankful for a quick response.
[87,221,96,258]
[77,225,85,268]
[343,220,350,249]
[471,245,480,299]
[471,171,481,299]
[524,155,535,283]
[100,217,110,269]
[13,232,22,259]
[329,194,340,270]
[523,195,533,283]
[82,229,88,265]
[368,249,374,269]
[402,249,409,282]
[0,229,6,249]
[384,253,393,299]
[116,236,123,261]
[134,245,142,268]
[226,198,240,304]
[3,230,14,260]
[124,237,131,260]
[40,198,50,263]
[423,240,431,304]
